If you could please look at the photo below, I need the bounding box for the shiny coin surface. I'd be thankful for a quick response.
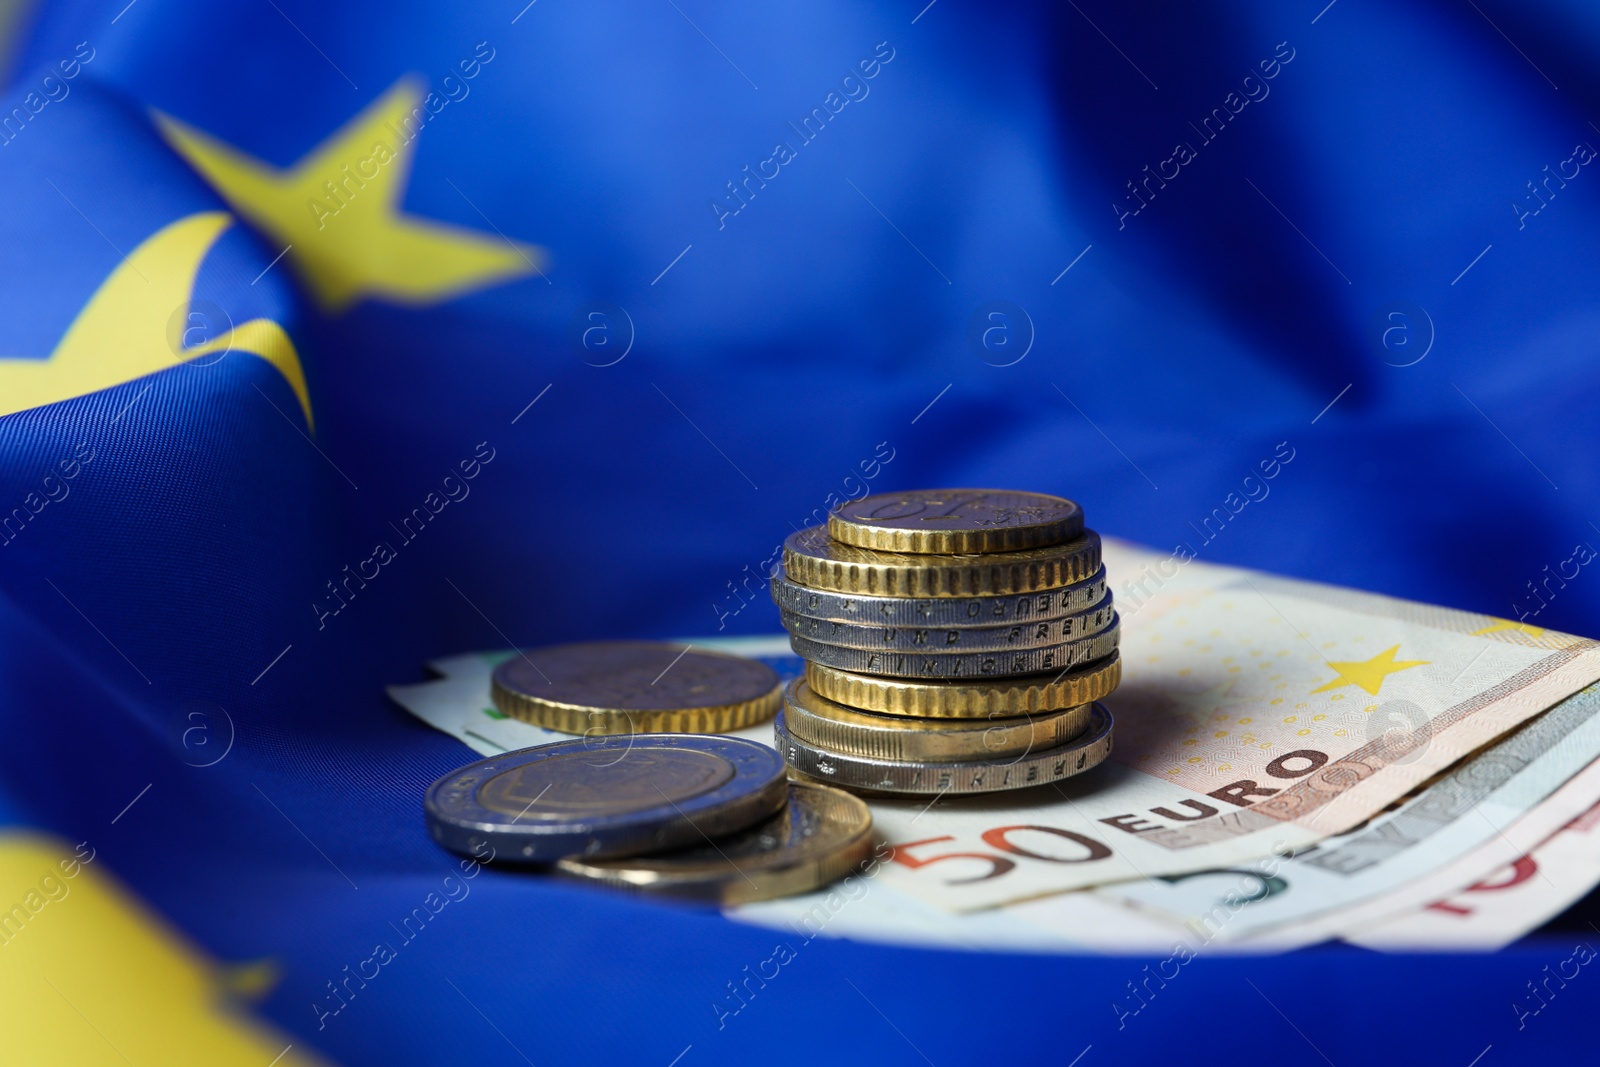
[788,615,1119,679]
[783,526,1101,598]
[783,679,1092,762]
[779,597,1115,652]
[829,489,1083,554]
[770,565,1108,627]
[491,641,782,735]
[556,783,874,905]
[424,735,787,862]
[805,653,1122,718]
[774,704,1115,795]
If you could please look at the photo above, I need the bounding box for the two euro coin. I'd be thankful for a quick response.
[425,731,877,903]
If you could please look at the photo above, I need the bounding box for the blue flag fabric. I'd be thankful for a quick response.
[1,1,1599,1063]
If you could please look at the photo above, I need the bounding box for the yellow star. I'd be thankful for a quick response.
[0,211,310,428]
[1311,644,1429,696]
[155,79,543,311]
[1470,618,1546,638]
[0,834,321,1065]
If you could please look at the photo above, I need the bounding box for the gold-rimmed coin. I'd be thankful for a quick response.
[805,652,1121,718]
[774,704,1115,796]
[491,641,782,735]
[782,526,1101,598]
[829,489,1083,554]
[555,783,873,904]
[783,679,1092,762]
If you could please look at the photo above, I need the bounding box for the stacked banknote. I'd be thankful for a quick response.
[391,534,1600,952]
[768,490,1122,797]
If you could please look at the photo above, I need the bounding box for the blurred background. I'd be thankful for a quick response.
[8,0,1598,658]
[1,1,1598,1062]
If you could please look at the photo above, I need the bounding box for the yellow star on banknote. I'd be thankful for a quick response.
[1470,618,1546,638]
[155,79,543,311]
[1311,644,1429,696]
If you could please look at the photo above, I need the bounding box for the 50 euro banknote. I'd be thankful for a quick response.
[857,540,1600,909]
[388,538,1600,914]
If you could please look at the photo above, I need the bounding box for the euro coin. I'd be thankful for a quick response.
[556,783,874,905]
[774,703,1115,795]
[787,614,1119,679]
[491,641,782,735]
[778,597,1115,652]
[829,489,1083,554]
[769,564,1108,627]
[783,526,1102,598]
[805,653,1122,718]
[783,678,1092,761]
[423,734,787,862]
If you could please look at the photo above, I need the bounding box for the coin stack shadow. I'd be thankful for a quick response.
[769,498,1121,796]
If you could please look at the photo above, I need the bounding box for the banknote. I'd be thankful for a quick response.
[388,539,1600,912]
[1253,742,1600,949]
[1348,797,1600,951]
[857,540,1600,910]
[1096,683,1600,946]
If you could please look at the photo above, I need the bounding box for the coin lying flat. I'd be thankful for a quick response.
[788,615,1120,679]
[770,565,1108,627]
[774,704,1115,795]
[783,679,1092,762]
[829,489,1083,554]
[556,783,874,905]
[491,641,782,735]
[783,526,1102,598]
[805,653,1122,718]
[779,598,1115,652]
[423,735,787,862]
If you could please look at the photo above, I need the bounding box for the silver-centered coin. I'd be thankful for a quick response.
[779,597,1115,652]
[787,615,1120,679]
[773,704,1115,795]
[423,734,787,862]
[769,565,1107,627]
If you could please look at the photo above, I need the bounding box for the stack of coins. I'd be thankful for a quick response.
[770,489,1121,796]
[425,734,874,904]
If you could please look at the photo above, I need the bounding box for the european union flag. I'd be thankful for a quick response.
[1,1,1599,1064]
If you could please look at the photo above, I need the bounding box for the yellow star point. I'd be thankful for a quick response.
[0,835,320,1065]
[1470,618,1546,638]
[0,211,310,429]
[155,79,543,311]
[1310,644,1429,696]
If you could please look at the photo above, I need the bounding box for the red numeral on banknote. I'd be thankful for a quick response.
[888,836,1017,884]
[889,826,1112,885]
[980,825,1112,863]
